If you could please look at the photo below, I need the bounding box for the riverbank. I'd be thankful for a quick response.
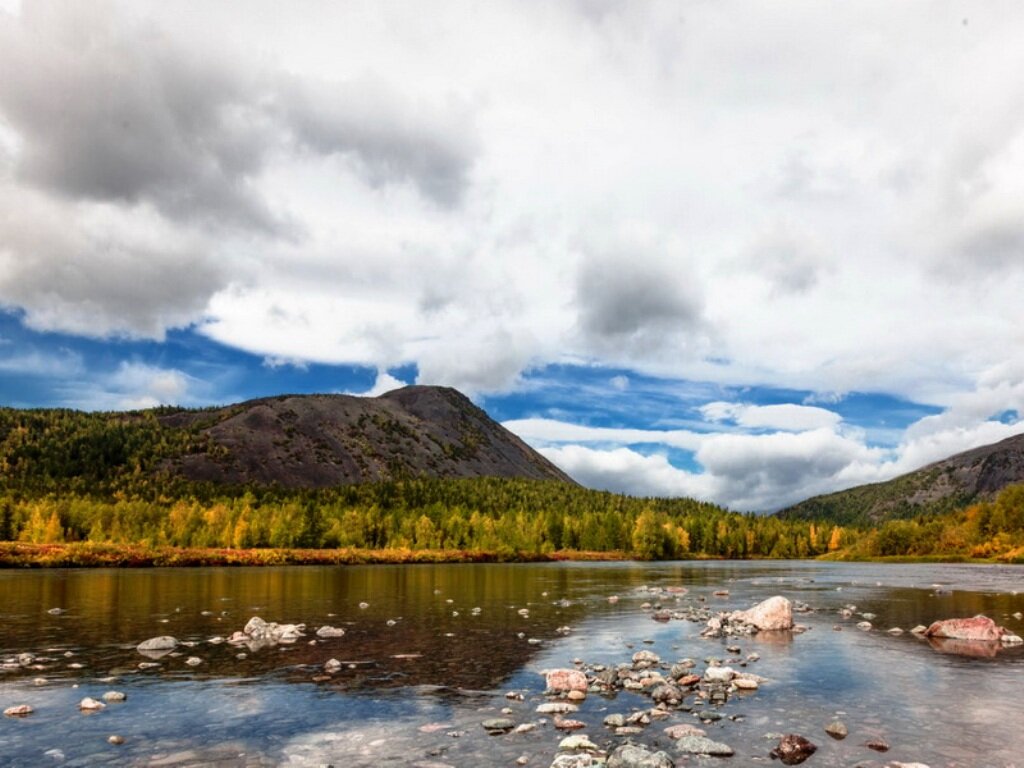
[0,541,633,568]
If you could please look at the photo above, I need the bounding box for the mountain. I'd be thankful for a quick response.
[160,386,573,487]
[779,432,1024,525]
[0,386,573,493]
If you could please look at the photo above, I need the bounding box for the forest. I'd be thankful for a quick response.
[2,404,1024,562]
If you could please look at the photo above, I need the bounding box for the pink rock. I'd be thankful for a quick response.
[544,668,588,693]
[732,596,794,631]
[923,615,1006,642]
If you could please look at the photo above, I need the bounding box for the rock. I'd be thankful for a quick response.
[825,720,848,739]
[559,734,599,752]
[664,724,704,739]
[866,738,890,752]
[607,743,675,768]
[137,636,178,652]
[632,650,660,666]
[770,734,817,765]
[910,625,928,634]
[323,658,342,673]
[554,717,586,731]
[887,627,904,635]
[513,723,537,734]
[482,718,515,734]
[108,735,125,745]
[101,691,126,702]
[3,704,33,717]
[538,702,579,714]
[703,665,735,683]
[550,755,595,768]
[567,689,587,702]
[185,656,202,666]
[316,625,346,638]
[676,735,733,756]
[731,596,793,631]
[857,621,873,631]
[887,763,931,768]
[733,677,758,690]
[924,615,1012,643]
[604,713,626,727]
[545,668,588,693]
[79,697,106,711]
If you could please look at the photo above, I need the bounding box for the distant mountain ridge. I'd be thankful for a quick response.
[0,386,574,493]
[779,432,1024,525]
[158,386,573,487]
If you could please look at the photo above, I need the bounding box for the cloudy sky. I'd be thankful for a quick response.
[2,0,1024,511]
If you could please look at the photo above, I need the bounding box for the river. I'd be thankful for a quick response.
[1,561,1022,767]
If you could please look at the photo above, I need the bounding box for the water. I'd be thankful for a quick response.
[1,561,1023,767]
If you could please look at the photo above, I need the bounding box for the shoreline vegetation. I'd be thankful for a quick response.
[0,541,1017,569]
[2,475,1024,566]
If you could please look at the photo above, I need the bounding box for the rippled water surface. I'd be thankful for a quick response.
[2,561,1023,767]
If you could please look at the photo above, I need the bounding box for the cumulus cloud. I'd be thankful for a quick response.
[700,401,842,432]
[346,369,409,398]
[62,361,198,411]
[0,188,225,338]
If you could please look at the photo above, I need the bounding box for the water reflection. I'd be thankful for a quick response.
[1,561,1024,767]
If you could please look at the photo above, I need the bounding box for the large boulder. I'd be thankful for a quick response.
[731,596,793,631]
[923,615,1017,643]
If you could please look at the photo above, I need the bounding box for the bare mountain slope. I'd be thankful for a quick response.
[778,432,1024,525]
[159,386,573,487]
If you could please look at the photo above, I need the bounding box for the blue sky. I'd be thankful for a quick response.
[2,1,1024,510]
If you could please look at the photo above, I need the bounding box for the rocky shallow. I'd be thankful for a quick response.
[2,563,1024,766]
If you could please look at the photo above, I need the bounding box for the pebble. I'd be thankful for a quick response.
[771,734,817,765]
[482,718,515,734]
[558,734,599,752]
[79,697,106,711]
[3,704,33,717]
[108,735,125,745]
[185,657,202,666]
[102,691,126,702]
[825,720,848,739]
[866,737,890,752]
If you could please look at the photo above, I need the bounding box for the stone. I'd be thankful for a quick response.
[545,668,588,693]
[632,650,660,666]
[137,636,178,652]
[664,724,704,739]
[603,713,626,727]
[513,723,537,734]
[316,626,346,638]
[550,755,595,768]
[866,738,890,752]
[482,718,515,734]
[559,734,600,752]
[676,735,733,756]
[567,689,587,702]
[825,720,848,739]
[79,697,106,711]
[324,658,342,673]
[102,691,126,702]
[733,677,758,690]
[910,625,928,634]
[108,735,125,745]
[538,702,579,714]
[703,665,735,683]
[731,596,793,631]
[555,717,587,731]
[4,704,33,717]
[924,615,1010,643]
[771,734,817,765]
[607,743,675,768]
[185,657,202,666]
[857,621,873,631]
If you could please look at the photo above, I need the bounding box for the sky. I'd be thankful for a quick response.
[1,0,1024,512]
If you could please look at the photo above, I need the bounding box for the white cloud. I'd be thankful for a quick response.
[503,418,705,452]
[63,361,198,411]
[700,401,842,432]
[351,369,409,398]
